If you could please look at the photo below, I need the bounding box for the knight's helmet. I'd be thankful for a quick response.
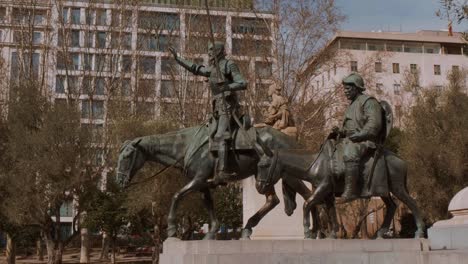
[342,72,365,91]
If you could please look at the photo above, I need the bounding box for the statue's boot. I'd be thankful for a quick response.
[210,141,236,185]
[341,162,360,203]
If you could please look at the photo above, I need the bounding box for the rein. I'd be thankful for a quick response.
[124,125,207,188]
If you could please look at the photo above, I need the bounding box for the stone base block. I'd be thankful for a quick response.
[159,239,467,264]
[428,225,468,250]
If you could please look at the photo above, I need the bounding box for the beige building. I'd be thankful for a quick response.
[302,30,467,127]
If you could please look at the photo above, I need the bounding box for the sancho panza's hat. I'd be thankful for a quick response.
[342,72,365,91]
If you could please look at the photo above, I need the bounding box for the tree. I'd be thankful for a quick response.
[400,69,468,223]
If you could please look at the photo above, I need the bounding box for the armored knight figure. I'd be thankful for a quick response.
[331,72,383,202]
[169,42,247,183]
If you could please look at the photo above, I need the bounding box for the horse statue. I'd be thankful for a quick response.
[116,124,324,240]
[256,140,426,239]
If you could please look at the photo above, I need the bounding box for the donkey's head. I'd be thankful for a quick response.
[255,153,280,194]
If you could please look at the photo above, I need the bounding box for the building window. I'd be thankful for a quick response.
[71,8,81,24]
[33,32,43,45]
[138,57,155,74]
[161,58,177,75]
[376,83,383,94]
[71,30,80,47]
[161,80,176,98]
[56,76,65,93]
[122,56,132,73]
[387,42,403,52]
[95,78,106,95]
[121,79,131,96]
[434,65,441,75]
[136,79,155,97]
[393,83,401,95]
[255,62,272,78]
[435,85,443,92]
[392,63,400,74]
[96,32,107,48]
[0,7,6,23]
[81,100,104,119]
[452,65,460,72]
[410,64,418,74]
[95,55,107,71]
[350,61,358,72]
[62,8,69,24]
[96,9,107,26]
[375,62,382,73]
[333,64,337,75]
[404,44,423,53]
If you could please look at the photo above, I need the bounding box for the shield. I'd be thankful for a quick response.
[380,100,393,140]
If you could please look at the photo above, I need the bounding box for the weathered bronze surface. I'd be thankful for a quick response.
[116,125,323,240]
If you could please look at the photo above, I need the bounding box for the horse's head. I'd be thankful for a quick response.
[116,138,145,188]
[255,153,280,194]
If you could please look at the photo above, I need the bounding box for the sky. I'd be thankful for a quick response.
[334,0,465,33]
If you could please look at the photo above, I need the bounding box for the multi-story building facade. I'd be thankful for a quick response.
[302,30,467,127]
[0,0,274,236]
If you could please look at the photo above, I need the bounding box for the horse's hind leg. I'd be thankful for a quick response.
[324,194,338,239]
[392,189,425,238]
[376,196,396,238]
[201,189,219,240]
[167,179,204,238]
[241,186,279,240]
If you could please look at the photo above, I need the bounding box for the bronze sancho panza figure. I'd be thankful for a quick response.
[169,42,247,183]
[332,72,383,202]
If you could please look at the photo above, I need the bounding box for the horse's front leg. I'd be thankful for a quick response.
[200,189,219,240]
[241,186,279,240]
[167,179,204,238]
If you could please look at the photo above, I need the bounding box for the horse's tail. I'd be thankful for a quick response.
[282,180,297,216]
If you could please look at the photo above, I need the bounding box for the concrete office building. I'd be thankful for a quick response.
[302,30,467,127]
[0,0,274,237]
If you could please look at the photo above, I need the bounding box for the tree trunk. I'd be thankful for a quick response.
[6,234,16,264]
[79,228,90,263]
[36,237,44,261]
[44,236,55,264]
[111,236,116,264]
[100,232,110,260]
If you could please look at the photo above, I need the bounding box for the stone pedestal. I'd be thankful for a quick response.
[428,187,468,250]
[159,239,468,264]
[242,178,306,239]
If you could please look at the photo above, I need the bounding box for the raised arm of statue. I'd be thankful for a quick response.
[169,47,211,77]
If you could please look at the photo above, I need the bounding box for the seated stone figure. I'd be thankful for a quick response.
[264,84,293,130]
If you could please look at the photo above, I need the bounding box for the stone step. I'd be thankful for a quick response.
[159,239,468,264]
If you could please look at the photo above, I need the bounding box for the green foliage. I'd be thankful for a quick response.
[400,70,468,223]
[213,184,243,229]
[83,181,128,238]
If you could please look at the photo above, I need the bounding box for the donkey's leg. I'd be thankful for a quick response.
[167,179,204,238]
[392,189,425,238]
[304,183,332,234]
[282,178,317,239]
[376,196,396,239]
[241,186,279,240]
[201,189,219,240]
[324,194,338,239]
